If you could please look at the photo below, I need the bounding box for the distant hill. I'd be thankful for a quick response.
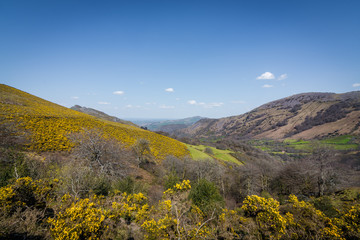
[0,84,189,159]
[71,105,137,127]
[175,92,360,140]
[137,116,205,132]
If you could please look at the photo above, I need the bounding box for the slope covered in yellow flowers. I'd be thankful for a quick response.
[0,84,189,159]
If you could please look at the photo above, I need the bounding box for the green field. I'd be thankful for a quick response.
[253,135,359,155]
[287,135,358,151]
[186,144,242,165]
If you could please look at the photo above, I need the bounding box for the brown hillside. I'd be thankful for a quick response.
[176,92,360,140]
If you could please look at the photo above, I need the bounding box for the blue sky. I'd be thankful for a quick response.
[1,0,360,119]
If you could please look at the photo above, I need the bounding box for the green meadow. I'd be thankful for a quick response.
[186,144,242,165]
[252,135,359,155]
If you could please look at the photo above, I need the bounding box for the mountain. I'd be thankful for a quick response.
[136,116,205,132]
[0,84,189,159]
[176,92,360,140]
[71,105,138,127]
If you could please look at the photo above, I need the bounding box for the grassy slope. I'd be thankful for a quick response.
[284,135,358,151]
[253,135,359,155]
[186,144,212,160]
[0,84,189,160]
[186,144,242,165]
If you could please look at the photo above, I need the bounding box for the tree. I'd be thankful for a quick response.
[308,142,337,196]
[236,157,280,198]
[133,138,151,168]
[189,178,224,214]
[273,160,317,197]
[204,147,214,155]
[70,128,133,176]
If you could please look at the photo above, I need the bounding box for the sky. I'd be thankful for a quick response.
[1,0,360,119]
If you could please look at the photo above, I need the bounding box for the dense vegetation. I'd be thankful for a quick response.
[1,174,359,239]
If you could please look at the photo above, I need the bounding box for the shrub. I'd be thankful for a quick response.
[204,147,214,155]
[340,204,360,239]
[112,176,147,195]
[312,196,339,218]
[189,178,224,214]
[164,171,181,191]
[0,177,58,239]
[285,194,343,239]
[48,197,108,240]
[0,177,58,214]
[242,195,286,239]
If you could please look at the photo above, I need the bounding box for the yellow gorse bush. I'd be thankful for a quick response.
[48,198,108,240]
[242,195,287,239]
[287,194,344,240]
[0,84,189,159]
[342,204,360,235]
[48,192,150,240]
[163,179,191,195]
[111,192,149,223]
[0,186,15,212]
[0,177,58,214]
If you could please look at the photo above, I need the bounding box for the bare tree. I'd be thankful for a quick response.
[0,117,28,148]
[132,138,151,168]
[58,158,94,198]
[308,142,337,196]
[69,128,134,177]
[236,157,281,198]
[272,160,317,196]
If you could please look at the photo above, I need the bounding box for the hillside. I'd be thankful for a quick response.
[0,84,189,159]
[176,92,360,140]
[71,105,138,127]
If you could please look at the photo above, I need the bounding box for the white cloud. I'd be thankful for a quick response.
[71,96,79,99]
[113,90,124,95]
[206,102,224,108]
[126,104,141,108]
[159,105,175,109]
[257,72,275,80]
[262,84,273,88]
[98,101,110,105]
[165,88,174,92]
[187,100,223,108]
[278,73,288,80]
[353,83,360,87]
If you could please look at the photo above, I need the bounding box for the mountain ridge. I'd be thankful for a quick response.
[136,116,205,132]
[71,105,138,127]
[175,91,360,140]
